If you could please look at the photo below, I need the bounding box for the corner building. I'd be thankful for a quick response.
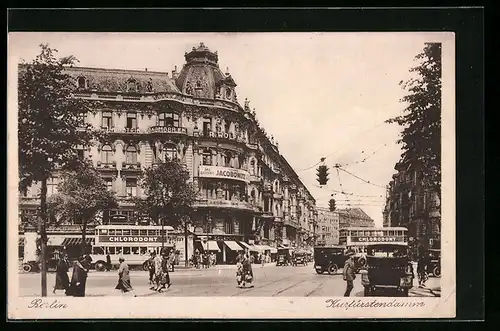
[19,43,318,263]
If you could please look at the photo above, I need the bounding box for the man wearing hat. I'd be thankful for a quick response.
[115,256,136,296]
[343,249,356,297]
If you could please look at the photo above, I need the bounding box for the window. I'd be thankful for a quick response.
[77,76,86,89]
[159,112,179,127]
[123,247,131,255]
[109,229,116,235]
[250,159,256,175]
[101,145,113,164]
[126,146,137,164]
[131,229,139,235]
[140,230,147,236]
[47,177,58,196]
[202,149,212,166]
[104,178,113,191]
[126,113,137,129]
[108,247,116,255]
[132,247,139,254]
[164,144,177,161]
[224,219,234,234]
[127,79,137,92]
[126,179,137,197]
[224,121,231,134]
[122,229,130,235]
[203,117,212,136]
[221,151,232,167]
[102,112,112,128]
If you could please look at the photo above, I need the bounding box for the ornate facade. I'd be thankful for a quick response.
[19,43,318,261]
[315,208,339,246]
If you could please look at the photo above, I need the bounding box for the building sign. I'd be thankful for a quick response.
[351,236,405,243]
[149,126,187,135]
[198,166,250,183]
[194,199,254,210]
[98,235,182,245]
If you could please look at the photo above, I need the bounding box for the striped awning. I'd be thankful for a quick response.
[61,238,95,246]
[224,241,243,251]
[238,241,257,252]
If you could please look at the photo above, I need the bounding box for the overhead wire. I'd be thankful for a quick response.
[337,143,388,168]
[337,167,386,189]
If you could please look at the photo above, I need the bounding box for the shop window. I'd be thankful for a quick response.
[101,111,112,128]
[126,113,137,129]
[125,146,137,164]
[159,112,179,127]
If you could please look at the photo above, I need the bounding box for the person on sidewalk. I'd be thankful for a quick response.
[153,250,163,291]
[147,251,156,288]
[417,252,431,287]
[115,256,136,296]
[157,250,171,293]
[106,252,112,272]
[53,255,70,294]
[65,255,90,297]
[343,250,356,297]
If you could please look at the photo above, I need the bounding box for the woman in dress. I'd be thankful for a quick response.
[65,255,90,297]
[52,255,70,294]
[115,256,136,296]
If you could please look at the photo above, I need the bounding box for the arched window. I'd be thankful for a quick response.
[101,145,113,164]
[126,146,137,164]
[159,112,180,127]
[77,76,86,89]
[249,159,256,175]
[202,149,212,166]
[127,79,137,92]
[164,144,177,161]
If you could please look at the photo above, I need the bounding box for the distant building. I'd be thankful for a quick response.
[315,207,339,245]
[337,208,375,228]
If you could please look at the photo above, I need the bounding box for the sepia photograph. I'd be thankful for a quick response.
[8,31,456,319]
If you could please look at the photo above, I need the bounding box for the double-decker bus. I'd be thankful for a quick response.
[339,227,408,253]
[89,225,175,271]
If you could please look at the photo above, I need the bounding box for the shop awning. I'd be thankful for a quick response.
[203,241,220,252]
[224,241,243,251]
[238,241,257,251]
[47,236,65,246]
[61,238,95,246]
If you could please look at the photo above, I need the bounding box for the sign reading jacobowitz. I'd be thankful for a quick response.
[198,165,250,183]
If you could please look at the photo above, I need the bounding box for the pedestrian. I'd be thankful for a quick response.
[417,252,431,287]
[261,252,265,267]
[106,252,112,272]
[343,249,356,297]
[52,254,70,294]
[65,255,90,297]
[158,250,171,292]
[147,251,156,288]
[115,256,136,296]
[153,250,163,291]
[240,252,254,288]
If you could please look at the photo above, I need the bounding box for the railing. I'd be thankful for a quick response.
[121,162,142,170]
[97,161,117,169]
[193,199,257,211]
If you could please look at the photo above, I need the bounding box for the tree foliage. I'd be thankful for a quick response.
[387,43,442,198]
[18,43,103,192]
[135,159,197,229]
[48,162,118,243]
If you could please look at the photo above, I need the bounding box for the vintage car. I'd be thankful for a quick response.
[427,249,441,277]
[292,252,308,266]
[313,245,348,275]
[276,247,293,266]
[360,243,414,297]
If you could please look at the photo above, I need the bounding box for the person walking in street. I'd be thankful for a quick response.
[343,249,356,297]
[65,255,90,297]
[115,256,136,296]
[240,251,254,288]
[106,252,112,272]
[157,250,171,293]
[147,251,156,287]
[153,250,163,291]
[52,254,70,294]
[417,252,431,287]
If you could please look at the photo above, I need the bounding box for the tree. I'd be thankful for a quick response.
[48,162,118,253]
[18,44,104,297]
[136,159,197,228]
[387,43,442,200]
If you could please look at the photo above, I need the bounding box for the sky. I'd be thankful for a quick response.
[8,32,451,226]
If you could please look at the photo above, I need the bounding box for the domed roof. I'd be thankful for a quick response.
[175,43,238,101]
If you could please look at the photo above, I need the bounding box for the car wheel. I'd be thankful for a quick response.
[433,266,441,278]
[315,268,324,274]
[95,261,106,272]
[364,286,371,297]
[22,263,32,273]
[327,264,338,275]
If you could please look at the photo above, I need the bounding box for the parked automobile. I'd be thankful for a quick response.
[313,245,348,275]
[427,249,441,277]
[360,243,414,297]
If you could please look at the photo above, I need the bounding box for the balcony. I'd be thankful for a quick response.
[96,161,118,175]
[193,199,258,212]
[148,126,188,135]
[121,162,142,173]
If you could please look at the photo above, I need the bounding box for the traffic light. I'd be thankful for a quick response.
[329,199,336,212]
[316,165,329,186]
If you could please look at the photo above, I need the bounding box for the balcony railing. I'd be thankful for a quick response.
[97,161,117,169]
[193,199,257,211]
[121,162,142,171]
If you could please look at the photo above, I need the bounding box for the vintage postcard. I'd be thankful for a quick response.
[7,32,455,319]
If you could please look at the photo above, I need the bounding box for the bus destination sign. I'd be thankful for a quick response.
[351,236,405,243]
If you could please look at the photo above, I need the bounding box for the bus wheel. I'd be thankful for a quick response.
[22,263,32,273]
[327,264,338,275]
[433,266,441,278]
[95,261,106,272]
